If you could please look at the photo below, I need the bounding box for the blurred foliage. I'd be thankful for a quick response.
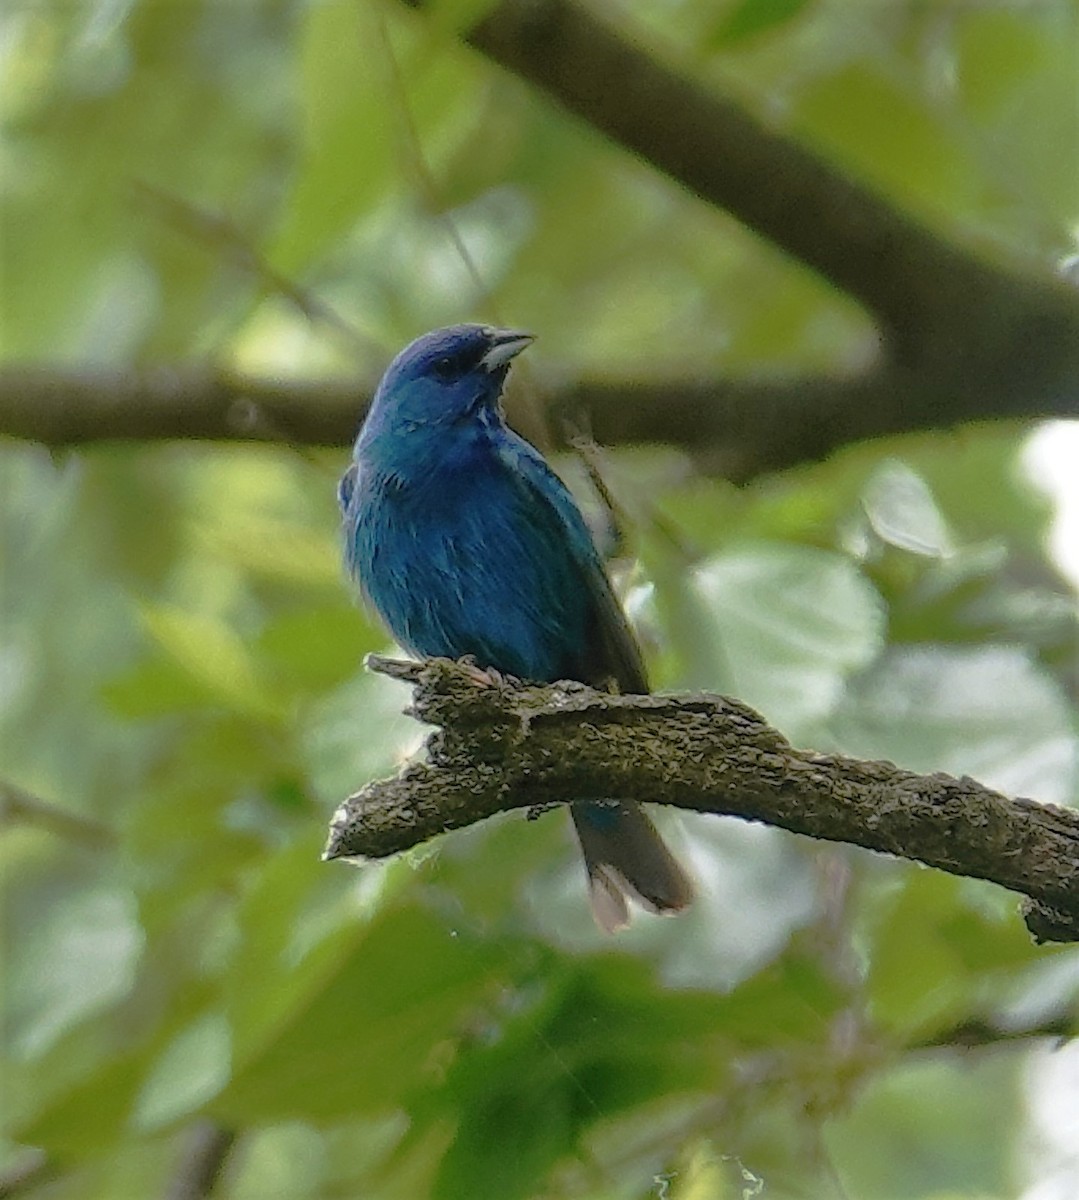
[2,1,1078,1199]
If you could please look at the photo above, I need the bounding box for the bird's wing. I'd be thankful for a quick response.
[493,430,649,694]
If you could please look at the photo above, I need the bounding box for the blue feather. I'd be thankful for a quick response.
[340,324,692,930]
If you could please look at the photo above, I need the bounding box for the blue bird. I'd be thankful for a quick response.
[339,324,693,931]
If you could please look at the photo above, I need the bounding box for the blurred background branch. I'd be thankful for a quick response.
[3,363,1075,480]
[3,0,1078,462]
[0,780,115,848]
[448,0,1079,365]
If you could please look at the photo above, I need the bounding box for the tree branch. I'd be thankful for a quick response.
[3,363,1076,479]
[324,657,1079,944]
[4,1,1078,466]
[0,364,362,448]
[910,1012,1074,1052]
[424,0,1079,380]
[0,779,115,848]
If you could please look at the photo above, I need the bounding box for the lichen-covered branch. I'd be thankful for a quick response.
[324,657,1079,943]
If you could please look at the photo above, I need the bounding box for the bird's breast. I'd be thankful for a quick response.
[345,445,591,681]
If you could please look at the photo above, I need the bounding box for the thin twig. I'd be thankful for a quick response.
[132,181,378,359]
[0,780,114,848]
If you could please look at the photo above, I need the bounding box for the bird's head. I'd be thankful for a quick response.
[357,324,533,450]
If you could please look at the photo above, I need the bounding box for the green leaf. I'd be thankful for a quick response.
[272,3,484,277]
[425,0,502,37]
[956,11,1057,117]
[833,644,1078,805]
[215,897,509,1122]
[227,1122,332,1200]
[433,1083,573,1200]
[711,0,812,47]
[202,516,343,588]
[687,543,886,738]
[101,654,227,717]
[139,603,279,719]
[301,668,422,803]
[860,459,954,558]
[860,866,1063,1048]
[269,1,393,272]
[426,949,844,1198]
[418,955,726,1198]
[121,718,296,912]
[824,1053,1020,1199]
[131,1011,232,1130]
[1,0,293,358]
[6,886,143,1061]
[864,875,992,1038]
[15,1054,149,1159]
[257,603,383,694]
[796,66,981,222]
[709,953,846,1046]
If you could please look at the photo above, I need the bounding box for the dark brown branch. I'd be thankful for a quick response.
[420,0,1079,387]
[0,364,364,448]
[3,364,1076,480]
[324,657,1079,944]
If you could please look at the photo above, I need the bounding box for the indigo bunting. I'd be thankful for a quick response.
[339,324,693,931]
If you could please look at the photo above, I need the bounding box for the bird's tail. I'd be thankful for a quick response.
[570,801,694,933]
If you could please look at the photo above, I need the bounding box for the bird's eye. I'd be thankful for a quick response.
[433,356,456,380]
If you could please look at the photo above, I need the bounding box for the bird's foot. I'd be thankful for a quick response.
[456,656,521,690]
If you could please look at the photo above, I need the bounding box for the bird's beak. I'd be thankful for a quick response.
[480,329,534,373]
